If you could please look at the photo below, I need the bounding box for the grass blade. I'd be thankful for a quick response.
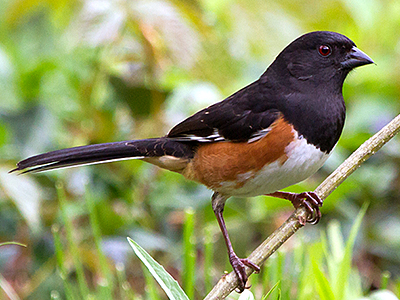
[143,266,161,300]
[56,182,90,299]
[85,189,113,298]
[183,208,196,299]
[380,271,391,290]
[312,258,335,300]
[127,237,190,300]
[262,281,280,300]
[204,226,214,293]
[334,203,368,300]
[0,242,27,247]
[52,225,76,300]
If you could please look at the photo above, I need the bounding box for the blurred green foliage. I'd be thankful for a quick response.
[1,0,400,298]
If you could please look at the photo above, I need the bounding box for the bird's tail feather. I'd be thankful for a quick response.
[10,138,194,174]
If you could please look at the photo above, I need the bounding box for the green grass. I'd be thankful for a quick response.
[6,185,397,300]
[128,203,399,300]
[57,182,90,299]
[183,208,196,299]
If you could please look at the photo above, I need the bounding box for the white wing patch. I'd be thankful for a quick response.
[247,128,272,143]
[171,128,226,142]
[170,127,272,143]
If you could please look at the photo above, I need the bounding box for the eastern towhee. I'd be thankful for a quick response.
[11,31,374,290]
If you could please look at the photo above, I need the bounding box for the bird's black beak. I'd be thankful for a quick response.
[341,46,374,69]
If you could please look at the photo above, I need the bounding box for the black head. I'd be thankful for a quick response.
[269,31,374,86]
[262,31,373,153]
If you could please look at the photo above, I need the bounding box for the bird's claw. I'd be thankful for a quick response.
[291,192,322,224]
[230,255,260,292]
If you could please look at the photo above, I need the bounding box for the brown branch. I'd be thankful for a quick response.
[204,113,400,300]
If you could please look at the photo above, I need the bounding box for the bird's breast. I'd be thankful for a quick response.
[182,118,329,197]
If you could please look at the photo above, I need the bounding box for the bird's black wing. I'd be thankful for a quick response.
[167,81,281,143]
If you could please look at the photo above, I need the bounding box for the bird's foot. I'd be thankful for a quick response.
[267,191,323,224]
[289,192,322,224]
[229,254,260,292]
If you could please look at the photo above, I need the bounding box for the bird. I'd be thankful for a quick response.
[10,31,374,291]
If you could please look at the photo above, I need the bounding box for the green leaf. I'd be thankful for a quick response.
[51,225,76,300]
[127,237,190,300]
[327,220,345,262]
[57,183,90,299]
[143,267,161,300]
[334,203,368,300]
[312,258,335,300]
[262,281,280,300]
[380,271,391,290]
[203,226,214,292]
[0,241,26,247]
[183,208,196,299]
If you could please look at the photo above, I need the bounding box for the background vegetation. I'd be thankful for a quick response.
[1,0,400,299]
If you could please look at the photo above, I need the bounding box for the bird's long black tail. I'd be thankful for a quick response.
[10,138,195,174]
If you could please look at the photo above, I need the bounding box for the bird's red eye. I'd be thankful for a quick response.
[318,45,331,57]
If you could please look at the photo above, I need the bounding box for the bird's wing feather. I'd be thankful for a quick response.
[167,81,281,143]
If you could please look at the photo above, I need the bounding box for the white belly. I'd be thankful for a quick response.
[218,136,330,197]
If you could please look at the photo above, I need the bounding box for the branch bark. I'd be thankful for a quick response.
[204,113,400,300]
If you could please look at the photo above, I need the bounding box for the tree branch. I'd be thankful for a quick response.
[204,113,400,300]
